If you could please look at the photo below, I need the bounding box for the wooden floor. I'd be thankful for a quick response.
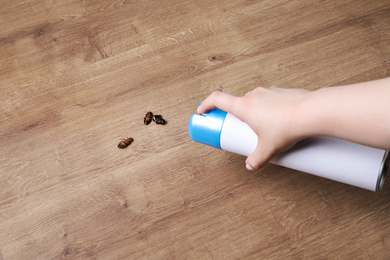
[1,0,390,259]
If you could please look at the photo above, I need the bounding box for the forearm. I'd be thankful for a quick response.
[301,78,390,150]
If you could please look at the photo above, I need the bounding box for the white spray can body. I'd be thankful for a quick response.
[189,107,389,191]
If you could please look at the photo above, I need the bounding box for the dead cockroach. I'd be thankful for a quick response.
[144,112,153,125]
[117,137,134,149]
[153,115,166,125]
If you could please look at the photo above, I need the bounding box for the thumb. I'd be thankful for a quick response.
[245,142,272,170]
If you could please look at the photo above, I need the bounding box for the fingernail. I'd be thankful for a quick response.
[246,164,254,171]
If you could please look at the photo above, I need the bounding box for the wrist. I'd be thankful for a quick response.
[294,89,325,139]
[298,87,335,139]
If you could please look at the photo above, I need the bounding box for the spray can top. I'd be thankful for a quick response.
[188,103,227,149]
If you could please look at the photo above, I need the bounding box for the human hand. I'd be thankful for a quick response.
[197,87,311,170]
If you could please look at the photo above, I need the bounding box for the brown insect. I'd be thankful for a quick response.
[144,112,153,125]
[153,115,166,125]
[117,137,134,149]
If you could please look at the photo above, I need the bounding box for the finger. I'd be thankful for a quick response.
[245,142,272,170]
[197,91,239,115]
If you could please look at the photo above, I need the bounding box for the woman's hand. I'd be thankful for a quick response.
[198,87,311,170]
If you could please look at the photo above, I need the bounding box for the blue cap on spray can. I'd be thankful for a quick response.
[188,102,227,149]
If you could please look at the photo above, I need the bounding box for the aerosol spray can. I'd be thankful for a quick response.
[188,106,389,191]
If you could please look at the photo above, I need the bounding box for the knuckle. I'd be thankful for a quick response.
[210,90,223,100]
[253,86,266,93]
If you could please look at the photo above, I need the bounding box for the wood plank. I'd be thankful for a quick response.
[1,0,390,259]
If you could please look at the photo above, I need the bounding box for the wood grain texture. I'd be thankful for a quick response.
[1,0,390,259]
